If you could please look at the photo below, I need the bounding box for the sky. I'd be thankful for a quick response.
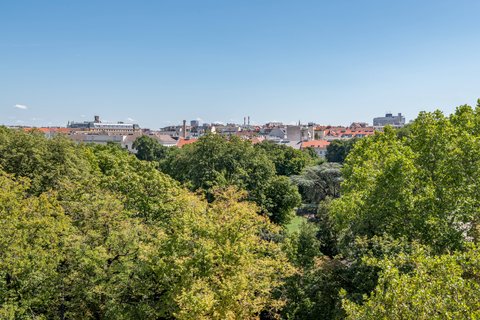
[1,0,480,128]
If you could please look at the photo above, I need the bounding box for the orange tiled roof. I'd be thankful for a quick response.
[250,136,265,144]
[301,140,330,149]
[23,127,73,134]
[177,138,198,148]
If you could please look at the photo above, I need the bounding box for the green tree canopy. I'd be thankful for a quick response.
[0,127,294,319]
[254,140,315,176]
[325,138,358,163]
[132,135,170,162]
[90,143,190,222]
[324,102,480,319]
[331,105,480,252]
[155,189,294,319]
[0,127,94,194]
[279,222,345,320]
[0,170,72,318]
[343,244,480,319]
[291,162,343,205]
[161,134,301,225]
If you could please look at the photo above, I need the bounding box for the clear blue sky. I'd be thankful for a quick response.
[1,0,479,128]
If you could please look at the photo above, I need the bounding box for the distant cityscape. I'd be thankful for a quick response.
[5,112,406,158]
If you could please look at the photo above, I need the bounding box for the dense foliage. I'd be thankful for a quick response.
[291,163,342,205]
[325,138,358,163]
[333,101,480,317]
[132,135,170,162]
[3,100,480,319]
[280,101,480,319]
[160,134,301,225]
[332,105,480,252]
[343,244,480,319]
[254,140,316,176]
[0,128,293,319]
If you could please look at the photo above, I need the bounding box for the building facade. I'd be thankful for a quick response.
[373,113,405,128]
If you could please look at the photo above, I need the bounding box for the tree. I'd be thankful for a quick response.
[291,163,343,205]
[161,134,301,225]
[150,189,294,319]
[330,127,420,246]
[395,123,412,139]
[279,223,345,319]
[162,134,274,193]
[58,189,157,319]
[264,176,302,225]
[90,143,191,222]
[255,140,314,176]
[0,127,295,318]
[315,198,339,258]
[132,135,169,162]
[0,170,72,318]
[0,127,94,195]
[325,105,480,316]
[284,222,322,268]
[343,244,480,319]
[303,146,322,164]
[329,111,480,252]
[325,138,358,163]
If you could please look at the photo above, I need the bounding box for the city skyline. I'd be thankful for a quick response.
[2,1,480,128]
[6,111,400,129]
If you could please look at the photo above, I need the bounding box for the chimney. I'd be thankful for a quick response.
[182,120,187,138]
[248,116,250,126]
[308,124,314,141]
[94,115,100,123]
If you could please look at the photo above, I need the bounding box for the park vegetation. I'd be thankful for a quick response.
[1,100,480,319]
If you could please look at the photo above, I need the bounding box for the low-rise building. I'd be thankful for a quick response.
[300,139,330,157]
[68,115,140,133]
[267,127,286,139]
[152,134,178,147]
[177,137,197,148]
